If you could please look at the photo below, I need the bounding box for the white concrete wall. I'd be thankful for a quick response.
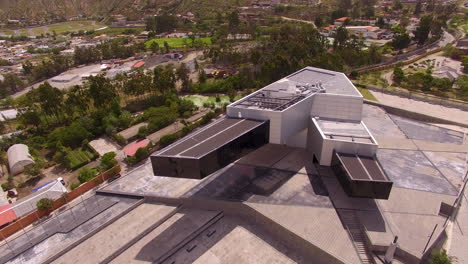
[319,139,378,166]
[310,94,363,121]
[307,118,325,162]
[286,128,308,148]
[281,95,315,146]
[226,106,282,144]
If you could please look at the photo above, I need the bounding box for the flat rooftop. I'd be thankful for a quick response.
[157,118,266,158]
[231,67,361,111]
[336,153,389,181]
[316,118,375,144]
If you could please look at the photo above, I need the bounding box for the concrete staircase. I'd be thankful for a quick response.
[339,210,374,264]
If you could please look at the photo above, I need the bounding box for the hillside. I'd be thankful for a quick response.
[0,0,246,25]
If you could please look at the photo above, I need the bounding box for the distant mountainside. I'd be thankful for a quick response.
[0,0,246,24]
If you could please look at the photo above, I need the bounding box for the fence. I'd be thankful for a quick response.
[0,165,121,241]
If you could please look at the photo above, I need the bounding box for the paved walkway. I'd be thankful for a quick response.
[448,184,468,263]
[370,90,468,126]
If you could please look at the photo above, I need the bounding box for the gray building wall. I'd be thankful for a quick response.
[307,118,378,166]
[226,107,282,144]
[310,94,363,121]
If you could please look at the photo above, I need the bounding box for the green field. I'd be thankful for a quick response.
[66,148,98,170]
[145,37,212,49]
[0,20,106,37]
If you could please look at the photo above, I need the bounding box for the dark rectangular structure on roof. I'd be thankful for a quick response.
[151,118,269,179]
[331,152,393,199]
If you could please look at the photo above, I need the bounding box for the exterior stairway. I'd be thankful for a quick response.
[339,210,374,264]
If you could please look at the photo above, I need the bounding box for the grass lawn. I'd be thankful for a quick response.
[145,37,212,49]
[356,72,389,88]
[183,94,242,108]
[357,87,378,101]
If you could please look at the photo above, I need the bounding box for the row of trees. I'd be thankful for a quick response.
[210,24,381,85]
[73,39,145,65]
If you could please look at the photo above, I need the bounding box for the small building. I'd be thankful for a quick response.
[7,144,35,175]
[132,61,145,69]
[123,139,150,158]
[433,66,460,81]
[51,74,79,83]
[334,17,349,26]
[345,26,385,39]
[0,109,18,121]
[456,38,468,55]
[11,180,66,217]
[60,49,75,56]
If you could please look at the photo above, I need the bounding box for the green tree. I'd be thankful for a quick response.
[19,109,41,128]
[36,198,54,211]
[78,167,97,183]
[37,82,64,120]
[100,152,117,171]
[150,41,159,54]
[176,63,190,92]
[414,0,422,15]
[163,41,170,53]
[334,26,349,50]
[88,75,118,109]
[2,73,23,93]
[393,67,405,84]
[461,56,468,74]
[414,15,433,45]
[393,0,402,10]
[228,11,240,30]
[314,17,323,28]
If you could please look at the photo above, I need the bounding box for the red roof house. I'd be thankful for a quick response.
[123,139,150,157]
[132,61,145,69]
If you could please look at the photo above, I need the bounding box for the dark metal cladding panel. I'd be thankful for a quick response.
[159,138,199,156]
[180,120,265,158]
[360,156,387,181]
[338,154,371,180]
[192,118,243,142]
[151,155,202,179]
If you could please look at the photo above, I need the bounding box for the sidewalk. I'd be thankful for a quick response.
[370,90,468,126]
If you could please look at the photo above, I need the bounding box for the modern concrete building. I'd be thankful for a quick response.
[7,144,34,175]
[153,67,393,199]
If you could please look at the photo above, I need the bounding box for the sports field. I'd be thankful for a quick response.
[0,20,106,37]
[145,37,212,49]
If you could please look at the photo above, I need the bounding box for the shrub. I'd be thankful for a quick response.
[36,198,54,211]
[429,249,453,264]
[78,167,98,184]
[159,133,180,147]
[70,182,80,190]
[100,152,118,171]
[113,134,126,146]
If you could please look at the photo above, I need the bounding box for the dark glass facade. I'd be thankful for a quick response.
[331,153,393,200]
[151,121,270,179]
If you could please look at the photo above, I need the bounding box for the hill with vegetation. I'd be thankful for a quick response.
[0,0,245,25]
